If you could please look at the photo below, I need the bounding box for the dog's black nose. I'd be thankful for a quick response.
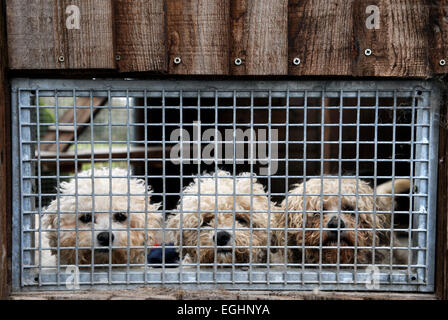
[327,216,345,229]
[215,231,231,246]
[97,232,114,246]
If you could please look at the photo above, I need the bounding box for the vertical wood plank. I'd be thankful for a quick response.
[288,0,355,76]
[427,0,448,75]
[114,0,167,73]
[230,0,288,75]
[0,0,11,299]
[166,0,229,74]
[7,0,115,69]
[353,0,431,77]
[436,92,448,300]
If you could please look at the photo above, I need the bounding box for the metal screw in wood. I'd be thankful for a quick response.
[364,49,372,56]
[440,59,446,66]
[116,55,121,61]
[173,57,182,65]
[234,58,242,66]
[293,57,301,65]
[58,56,65,62]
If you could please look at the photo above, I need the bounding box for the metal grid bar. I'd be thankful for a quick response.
[11,79,441,292]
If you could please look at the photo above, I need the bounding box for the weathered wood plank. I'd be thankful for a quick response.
[6,0,115,69]
[166,0,229,74]
[0,0,11,300]
[230,0,288,75]
[8,287,437,300]
[427,0,448,75]
[353,0,431,77]
[436,88,448,299]
[114,0,167,73]
[288,0,355,76]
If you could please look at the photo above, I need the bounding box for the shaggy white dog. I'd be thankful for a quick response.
[272,177,410,265]
[39,167,161,266]
[167,170,280,265]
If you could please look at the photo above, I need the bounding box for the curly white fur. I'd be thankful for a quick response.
[272,177,410,265]
[40,167,161,266]
[167,170,280,265]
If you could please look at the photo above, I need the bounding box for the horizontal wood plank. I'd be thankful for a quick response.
[8,287,438,300]
[7,0,115,69]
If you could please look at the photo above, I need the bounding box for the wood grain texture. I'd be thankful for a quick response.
[8,287,437,300]
[427,0,448,75]
[289,0,355,76]
[166,0,229,74]
[353,0,431,77]
[0,0,11,300]
[6,0,115,69]
[114,0,167,72]
[436,87,448,300]
[230,0,288,75]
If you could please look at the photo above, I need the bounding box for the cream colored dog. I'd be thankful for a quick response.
[41,167,161,266]
[167,170,279,265]
[272,177,410,265]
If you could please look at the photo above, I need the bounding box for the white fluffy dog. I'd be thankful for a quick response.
[40,167,161,266]
[167,170,279,265]
[272,177,410,265]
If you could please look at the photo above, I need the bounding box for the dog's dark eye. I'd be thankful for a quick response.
[342,204,355,215]
[236,216,249,226]
[114,212,127,222]
[79,214,92,224]
[201,216,213,227]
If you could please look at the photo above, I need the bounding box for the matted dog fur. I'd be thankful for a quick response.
[40,167,161,266]
[272,177,410,266]
[167,170,279,265]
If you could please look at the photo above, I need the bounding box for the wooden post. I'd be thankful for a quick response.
[436,91,448,300]
[0,0,11,300]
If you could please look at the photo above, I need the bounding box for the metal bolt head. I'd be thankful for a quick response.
[234,58,242,66]
[173,57,182,65]
[292,57,301,65]
[115,54,121,61]
[440,59,446,66]
[364,49,372,56]
[58,55,65,62]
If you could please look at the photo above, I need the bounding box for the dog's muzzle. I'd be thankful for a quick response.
[324,216,352,245]
[97,232,115,247]
[214,230,232,248]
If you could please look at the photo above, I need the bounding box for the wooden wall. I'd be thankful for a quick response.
[437,90,448,300]
[0,0,11,300]
[5,0,448,77]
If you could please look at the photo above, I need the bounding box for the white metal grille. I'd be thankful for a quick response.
[11,79,440,292]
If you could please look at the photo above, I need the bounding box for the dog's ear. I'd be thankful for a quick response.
[166,213,182,244]
[376,179,411,210]
[42,202,58,255]
[270,231,280,253]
